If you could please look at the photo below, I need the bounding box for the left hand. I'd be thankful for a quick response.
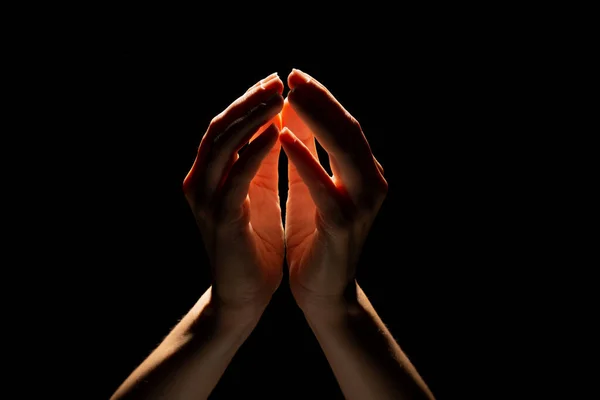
[280,69,388,310]
[183,73,285,312]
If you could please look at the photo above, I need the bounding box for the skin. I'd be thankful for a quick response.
[282,69,435,399]
[110,70,435,400]
[111,73,285,400]
[183,72,285,309]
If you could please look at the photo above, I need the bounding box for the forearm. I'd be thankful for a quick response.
[111,286,265,400]
[301,282,435,400]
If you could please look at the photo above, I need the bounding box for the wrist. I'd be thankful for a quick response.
[297,281,362,323]
[214,299,269,332]
[180,287,268,339]
[211,280,278,324]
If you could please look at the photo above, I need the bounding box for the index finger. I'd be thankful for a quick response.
[184,74,284,199]
[286,69,381,195]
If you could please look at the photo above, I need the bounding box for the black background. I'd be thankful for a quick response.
[52,18,543,399]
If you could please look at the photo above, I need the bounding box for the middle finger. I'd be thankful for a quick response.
[286,69,381,198]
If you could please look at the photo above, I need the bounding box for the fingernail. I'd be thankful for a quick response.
[280,128,298,144]
[292,68,311,84]
[260,72,279,89]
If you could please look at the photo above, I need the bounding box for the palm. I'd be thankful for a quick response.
[245,119,285,272]
[205,119,285,306]
[282,100,343,297]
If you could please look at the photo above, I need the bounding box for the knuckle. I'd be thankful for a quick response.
[349,115,362,133]
[209,113,224,129]
[237,92,250,105]
[357,182,387,212]
[376,176,389,199]
[183,176,202,203]
[381,178,389,196]
[182,176,214,220]
[182,175,194,194]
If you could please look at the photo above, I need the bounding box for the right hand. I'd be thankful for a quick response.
[183,73,285,313]
[280,69,388,311]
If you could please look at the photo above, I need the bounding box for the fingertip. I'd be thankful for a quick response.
[262,122,280,143]
[285,81,311,113]
[262,72,279,84]
[279,127,297,145]
[274,77,285,95]
[288,68,312,90]
[269,92,285,112]
[281,97,304,133]
[263,74,285,95]
[245,123,278,160]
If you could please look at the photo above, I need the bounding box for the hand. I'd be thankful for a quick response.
[281,69,388,310]
[183,73,285,313]
[113,71,434,400]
